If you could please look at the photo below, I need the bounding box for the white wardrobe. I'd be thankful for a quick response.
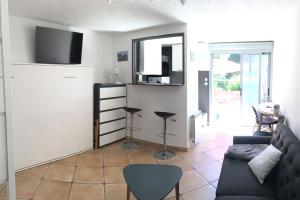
[12,64,94,170]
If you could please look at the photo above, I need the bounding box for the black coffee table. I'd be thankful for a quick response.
[123,164,183,200]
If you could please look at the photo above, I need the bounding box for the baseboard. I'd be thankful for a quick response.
[16,148,92,172]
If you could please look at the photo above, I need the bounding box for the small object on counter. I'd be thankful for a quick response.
[273,104,280,114]
[113,67,122,84]
[136,72,143,83]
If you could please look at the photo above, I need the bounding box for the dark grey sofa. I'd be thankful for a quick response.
[216,124,300,200]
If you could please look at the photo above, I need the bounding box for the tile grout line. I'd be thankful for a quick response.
[67,162,77,200]
[30,164,50,200]
[179,182,216,196]
[103,147,116,200]
[67,180,73,200]
[101,149,106,200]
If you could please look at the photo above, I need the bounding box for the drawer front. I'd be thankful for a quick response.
[100,109,126,123]
[99,129,126,146]
[100,119,126,135]
[100,87,126,98]
[100,98,126,111]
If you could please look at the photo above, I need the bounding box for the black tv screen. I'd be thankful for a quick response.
[35,26,83,64]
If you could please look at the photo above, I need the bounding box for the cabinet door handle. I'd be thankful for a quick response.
[63,76,76,79]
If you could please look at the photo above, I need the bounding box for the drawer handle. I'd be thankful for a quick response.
[63,76,76,79]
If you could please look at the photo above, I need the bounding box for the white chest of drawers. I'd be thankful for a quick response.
[94,84,127,147]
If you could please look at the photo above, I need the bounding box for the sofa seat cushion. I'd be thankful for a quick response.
[216,157,276,199]
[216,196,276,200]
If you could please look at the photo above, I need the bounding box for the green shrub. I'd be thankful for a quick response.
[213,73,241,91]
[228,79,240,91]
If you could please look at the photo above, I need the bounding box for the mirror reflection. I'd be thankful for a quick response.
[133,33,184,85]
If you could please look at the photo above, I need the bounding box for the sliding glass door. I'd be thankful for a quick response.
[210,42,272,126]
[0,0,16,199]
[240,54,260,123]
[240,53,272,123]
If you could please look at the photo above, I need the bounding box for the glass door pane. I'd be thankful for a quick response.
[241,54,260,124]
[260,53,271,103]
[211,53,241,125]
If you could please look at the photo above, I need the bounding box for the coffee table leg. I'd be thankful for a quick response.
[175,182,179,200]
[127,185,130,200]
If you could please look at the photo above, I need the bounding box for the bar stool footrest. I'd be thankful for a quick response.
[157,133,176,137]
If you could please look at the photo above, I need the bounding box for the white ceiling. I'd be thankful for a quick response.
[8,0,297,32]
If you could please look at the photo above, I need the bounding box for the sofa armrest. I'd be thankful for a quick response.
[233,136,272,144]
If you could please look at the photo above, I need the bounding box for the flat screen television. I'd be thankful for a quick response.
[35,26,83,64]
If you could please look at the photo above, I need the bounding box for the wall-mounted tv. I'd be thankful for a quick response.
[35,26,83,64]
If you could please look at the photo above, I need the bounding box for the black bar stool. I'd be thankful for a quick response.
[122,106,142,149]
[154,111,176,160]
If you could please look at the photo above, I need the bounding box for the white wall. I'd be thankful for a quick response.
[186,28,202,145]
[9,16,114,83]
[272,2,300,139]
[112,24,189,148]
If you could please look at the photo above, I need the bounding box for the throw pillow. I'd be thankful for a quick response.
[248,144,282,184]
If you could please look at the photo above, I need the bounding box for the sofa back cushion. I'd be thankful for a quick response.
[271,123,300,200]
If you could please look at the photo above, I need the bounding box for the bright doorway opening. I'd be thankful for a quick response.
[210,42,273,127]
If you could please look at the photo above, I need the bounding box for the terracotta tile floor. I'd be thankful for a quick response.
[0,125,252,200]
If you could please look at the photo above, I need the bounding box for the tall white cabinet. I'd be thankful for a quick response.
[12,64,94,170]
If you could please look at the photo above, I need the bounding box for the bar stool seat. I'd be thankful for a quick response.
[122,106,142,150]
[154,111,176,119]
[154,111,176,160]
[124,107,142,114]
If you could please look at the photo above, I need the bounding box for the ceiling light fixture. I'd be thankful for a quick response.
[180,0,187,5]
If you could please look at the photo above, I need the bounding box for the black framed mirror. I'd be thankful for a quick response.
[132,33,185,86]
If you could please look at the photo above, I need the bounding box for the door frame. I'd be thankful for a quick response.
[209,42,273,124]
[1,0,17,199]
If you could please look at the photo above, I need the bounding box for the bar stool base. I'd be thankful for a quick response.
[154,150,176,160]
[122,142,139,150]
